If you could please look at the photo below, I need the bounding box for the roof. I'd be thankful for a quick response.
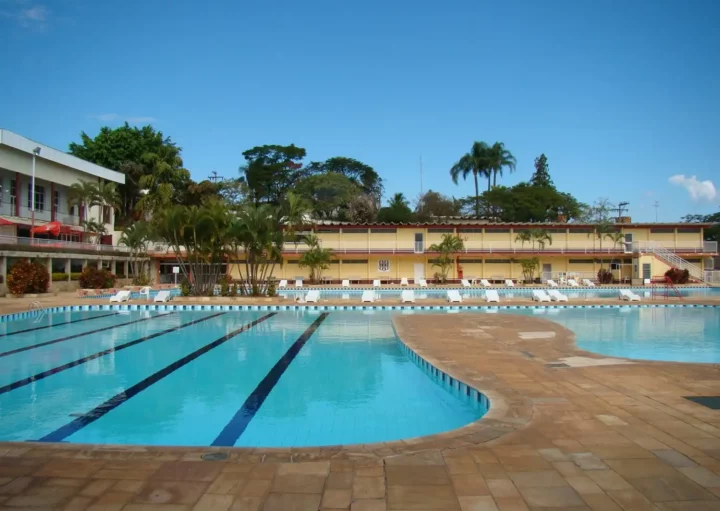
[311,219,712,228]
[0,129,125,184]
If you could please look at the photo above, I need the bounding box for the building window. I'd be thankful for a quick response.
[428,228,454,233]
[459,259,483,263]
[650,227,674,233]
[27,184,45,211]
[569,227,593,233]
[485,259,511,263]
[53,190,60,215]
[569,259,591,264]
[677,227,701,234]
[10,180,16,208]
[377,260,390,272]
[485,228,511,233]
[370,228,397,234]
[316,228,340,233]
[342,228,368,234]
[458,228,483,233]
[102,206,111,224]
[343,259,368,264]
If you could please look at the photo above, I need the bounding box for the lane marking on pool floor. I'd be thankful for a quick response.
[0,312,120,339]
[211,312,330,447]
[0,312,224,396]
[37,312,277,443]
[0,312,174,359]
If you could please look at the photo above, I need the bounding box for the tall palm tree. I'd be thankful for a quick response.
[487,142,516,188]
[450,142,490,218]
[67,180,100,223]
[81,219,107,244]
[119,222,152,280]
[95,182,121,225]
[388,192,409,209]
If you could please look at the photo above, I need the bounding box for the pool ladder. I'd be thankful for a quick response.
[30,301,47,323]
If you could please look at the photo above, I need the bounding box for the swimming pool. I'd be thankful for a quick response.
[0,304,717,447]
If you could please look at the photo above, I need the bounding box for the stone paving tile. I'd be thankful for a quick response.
[387,484,461,509]
[271,473,326,494]
[677,466,720,488]
[191,493,235,511]
[385,465,450,486]
[518,486,585,508]
[151,462,223,482]
[350,499,386,511]
[134,480,209,505]
[321,487,352,508]
[457,495,500,510]
[262,492,321,511]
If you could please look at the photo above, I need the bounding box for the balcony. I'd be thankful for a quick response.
[0,202,82,226]
[0,235,130,254]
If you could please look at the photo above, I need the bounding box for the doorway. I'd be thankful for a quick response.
[414,263,425,282]
[624,233,633,253]
[542,263,552,282]
[414,233,424,253]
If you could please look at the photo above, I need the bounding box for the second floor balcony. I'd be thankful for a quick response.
[0,201,82,226]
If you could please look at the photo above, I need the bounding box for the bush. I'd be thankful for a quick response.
[219,276,230,297]
[267,278,277,297]
[665,268,690,284]
[7,259,50,295]
[70,272,82,281]
[597,268,613,284]
[180,277,191,296]
[52,272,69,281]
[78,266,116,289]
[132,273,151,286]
[229,282,238,297]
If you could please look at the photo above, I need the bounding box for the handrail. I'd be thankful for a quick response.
[631,241,704,281]
[0,235,130,253]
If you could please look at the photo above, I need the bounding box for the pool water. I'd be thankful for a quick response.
[0,305,717,447]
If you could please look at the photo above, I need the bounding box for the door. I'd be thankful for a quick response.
[642,263,651,280]
[624,233,633,253]
[414,233,424,253]
[542,263,552,282]
[414,263,425,281]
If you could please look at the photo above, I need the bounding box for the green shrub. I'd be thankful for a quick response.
[52,272,69,281]
[267,278,277,297]
[665,268,690,284]
[7,259,50,295]
[180,277,191,296]
[70,272,82,281]
[597,268,613,284]
[219,276,230,297]
[78,266,116,289]
[132,273,151,286]
[229,282,238,297]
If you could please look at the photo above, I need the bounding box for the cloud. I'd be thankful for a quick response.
[668,174,717,202]
[88,114,157,124]
[0,2,49,29]
[21,4,45,21]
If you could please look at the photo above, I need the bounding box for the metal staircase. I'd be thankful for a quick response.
[631,241,705,282]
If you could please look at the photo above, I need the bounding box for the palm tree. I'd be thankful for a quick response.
[119,222,153,281]
[588,221,616,268]
[450,142,490,218]
[515,230,532,249]
[298,235,334,283]
[487,142,516,188]
[428,233,465,283]
[95,182,121,225]
[67,180,100,223]
[81,219,107,244]
[515,228,552,250]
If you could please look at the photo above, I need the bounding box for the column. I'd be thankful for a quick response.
[0,256,6,290]
[124,260,129,279]
[64,259,71,282]
[82,259,88,270]
[111,260,117,275]
[46,257,52,289]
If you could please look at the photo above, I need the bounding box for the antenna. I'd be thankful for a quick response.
[208,170,224,183]
[419,155,423,196]
[653,201,659,222]
[615,201,629,219]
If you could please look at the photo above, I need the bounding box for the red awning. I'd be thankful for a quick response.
[0,218,14,226]
[30,221,84,236]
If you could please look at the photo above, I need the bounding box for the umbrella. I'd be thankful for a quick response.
[31,221,61,236]
[0,218,14,226]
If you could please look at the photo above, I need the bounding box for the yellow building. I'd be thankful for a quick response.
[262,220,716,285]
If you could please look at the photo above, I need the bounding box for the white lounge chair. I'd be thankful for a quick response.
[279,280,288,288]
[341,280,350,288]
[153,290,172,303]
[548,289,568,302]
[547,280,559,288]
[532,290,551,302]
[480,279,491,288]
[361,290,375,303]
[305,290,320,303]
[400,277,409,286]
[418,279,428,288]
[461,279,471,288]
[619,289,641,301]
[505,279,515,287]
[485,290,500,303]
[567,279,579,287]
[446,290,462,303]
[109,290,131,303]
[401,290,415,303]
[582,279,595,287]
[295,279,303,288]
[373,279,381,287]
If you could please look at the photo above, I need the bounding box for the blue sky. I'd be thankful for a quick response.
[2,0,719,221]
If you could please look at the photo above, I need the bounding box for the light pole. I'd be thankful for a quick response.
[30,147,41,240]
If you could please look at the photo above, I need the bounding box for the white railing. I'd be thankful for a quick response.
[704,241,718,253]
[0,235,130,253]
[703,270,720,284]
[631,241,704,281]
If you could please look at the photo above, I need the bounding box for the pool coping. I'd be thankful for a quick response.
[0,303,719,461]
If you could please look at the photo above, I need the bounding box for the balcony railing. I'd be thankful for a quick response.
[0,203,82,226]
[0,235,130,253]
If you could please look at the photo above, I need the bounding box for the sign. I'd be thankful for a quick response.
[172,266,180,274]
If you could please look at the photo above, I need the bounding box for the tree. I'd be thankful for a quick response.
[240,144,308,205]
[119,222,153,283]
[135,144,192,218]
[588,221,618,267]
[415,190,461,221]
[466,184,584,222]
[450,141,490,218]
[305,157,382,201]
[345,194,378,223]
[67,180,100,223]
[69,123,187,222]
[298,235,334,283]
[682,210,720,243]
[530,154,553,187]
[295,172,361,219]
[183,180,222,207]
[81,219,107,244]
[487,142,516,188]
[515,228,552,250]
[428,234,465,283]
[377,193,414,223]
[519,258,540,283]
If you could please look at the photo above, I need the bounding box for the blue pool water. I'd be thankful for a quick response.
[0,305,717,447]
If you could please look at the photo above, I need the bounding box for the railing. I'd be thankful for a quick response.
[704,241,718,253]
[0,235,130,253]
[0,203,82,226]
[704,270,720,284]
[631,241,704,281]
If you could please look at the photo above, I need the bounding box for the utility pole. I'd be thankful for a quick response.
[208,171,224,183]
[653,201,659,222]
[419,156,423,196]
[615,201,629,219]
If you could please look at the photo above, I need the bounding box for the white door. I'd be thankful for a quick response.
[414,263,425,282]
[624,233,633,253]
[414,233,424,253]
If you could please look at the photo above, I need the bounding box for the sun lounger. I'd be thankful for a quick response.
[153,290,172,303]
[480,279,491,287]
[305,290,320,303]
[400,277,409,286]
[567,279,579,287]
[361,290,375,303]
[548,289,568,302]
[582,279,595,287]
[373,279,381,287]
[401,290,415,303]
[461,279,471,288]
[418,279,428,288]
[446,290,462,303]
[341,280,350,288]
[110,290,131,303]
[505,279,515,287]
[486,290,500,303]
[279,280,287,288]
[619,289,641,301]
[532,290,551,302]
[547,280,558,288]
[295,279,303,288]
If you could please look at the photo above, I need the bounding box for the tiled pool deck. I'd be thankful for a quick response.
[0,293,719,510]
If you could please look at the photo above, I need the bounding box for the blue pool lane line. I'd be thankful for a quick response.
[0,312,223,396]
[211,312,330,447]
[0,312,119,338]
[0,312,170,358]
[37,312,277,443]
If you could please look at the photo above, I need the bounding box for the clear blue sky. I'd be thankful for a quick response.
[2,0,719,221]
